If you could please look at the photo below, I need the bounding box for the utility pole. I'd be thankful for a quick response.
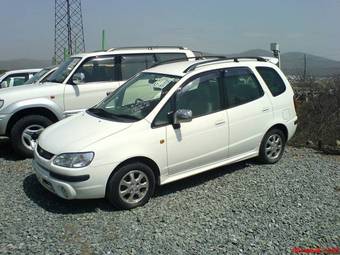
[270,42,281,68]
[101,29,106,51]
[54,0,85,64]
[303,54,307,81]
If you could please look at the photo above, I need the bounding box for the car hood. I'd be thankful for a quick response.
[38,112,133,154]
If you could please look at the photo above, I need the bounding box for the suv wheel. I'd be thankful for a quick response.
[106,162,155,210]
[10,115,53,158]
[258,128,286,164]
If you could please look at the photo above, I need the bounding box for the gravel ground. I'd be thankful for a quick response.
[0,138,339,254]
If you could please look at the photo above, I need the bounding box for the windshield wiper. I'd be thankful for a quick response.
[87,107,107,115]
[111,114,141,121]
[87,108,140,122]
[87,107,140,121]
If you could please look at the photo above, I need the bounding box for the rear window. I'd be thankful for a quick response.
[256,67,286,96]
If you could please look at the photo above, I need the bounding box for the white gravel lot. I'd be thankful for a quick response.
[0,138,339,254]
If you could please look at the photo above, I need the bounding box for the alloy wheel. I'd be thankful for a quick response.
[21,124,45,151]
[118,170,149,204]
[265,134,283,160]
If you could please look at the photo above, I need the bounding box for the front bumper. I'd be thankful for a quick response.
[33,160,78,199]
[32,156,111,200]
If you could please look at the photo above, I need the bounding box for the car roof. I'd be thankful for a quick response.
[4,68,42,74]
[71,47,193,58]
[144,57,279,77]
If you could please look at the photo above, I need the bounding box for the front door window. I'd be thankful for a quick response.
[177,71,221,117]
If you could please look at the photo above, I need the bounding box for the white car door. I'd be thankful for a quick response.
[63,56,123,114]
[223,67,273,158]
[165,71,229,175]
[63,81,122,114]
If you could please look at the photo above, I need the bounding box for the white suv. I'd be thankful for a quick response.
[33,57,298,209]
[0,46,195,157]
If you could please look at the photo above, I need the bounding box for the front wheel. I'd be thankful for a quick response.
[258,128,286,164]
[106,162,155,210]
[10,115,53,158]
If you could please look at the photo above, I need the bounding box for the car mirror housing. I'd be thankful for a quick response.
[173,109,192,125]
[0,81,8,88]
[72,72,85,85]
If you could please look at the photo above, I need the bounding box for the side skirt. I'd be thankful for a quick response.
[160,150,258,185]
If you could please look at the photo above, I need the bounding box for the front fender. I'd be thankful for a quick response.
[2,98,64,120]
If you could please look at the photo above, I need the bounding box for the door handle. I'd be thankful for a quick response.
[262,107,270,112]
[215,120,226,126]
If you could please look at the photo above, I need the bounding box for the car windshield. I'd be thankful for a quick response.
[87,72,180,122]
[24,68,51,84]
[46,57,81,83]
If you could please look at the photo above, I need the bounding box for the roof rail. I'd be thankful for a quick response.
[106,46,187,52]
[149,55,227,69]
[183,56,268,73]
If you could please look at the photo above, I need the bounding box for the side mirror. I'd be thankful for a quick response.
[173,109,192,125]
[72,72,85,85]
[0,81,8,88]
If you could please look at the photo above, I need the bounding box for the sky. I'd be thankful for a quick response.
[0,0,339,61]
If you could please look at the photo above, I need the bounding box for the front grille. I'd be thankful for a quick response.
[37,145,54,160]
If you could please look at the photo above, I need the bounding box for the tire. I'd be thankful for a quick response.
[258,128,286,164]
[10,115,53,158]
[106,162,156,210]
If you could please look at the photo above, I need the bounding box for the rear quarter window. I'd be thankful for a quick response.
[155,53,187,62]
[256,67,286,97]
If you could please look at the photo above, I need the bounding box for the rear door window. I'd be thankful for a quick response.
[120,54,156,81]
[256,67,286,96]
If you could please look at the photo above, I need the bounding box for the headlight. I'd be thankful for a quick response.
[0,100,4,109]
[53,152,94,168]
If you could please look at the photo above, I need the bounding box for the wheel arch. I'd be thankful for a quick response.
[267,123,288,142]
[106,156,161,192]
[6,107,60,136]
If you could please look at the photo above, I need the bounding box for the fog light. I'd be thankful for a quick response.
[59,186,69,198]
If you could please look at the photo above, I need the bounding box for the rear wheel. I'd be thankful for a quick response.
[258,128,286,164]
[106,162,155,210]
[10,115,53,158]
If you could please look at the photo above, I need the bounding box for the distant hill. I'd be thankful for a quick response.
[0,58,51,70]
[225,49,340,77]
[280,52,340,76]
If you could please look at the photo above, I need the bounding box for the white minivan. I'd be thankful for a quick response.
[33,57,298,209]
